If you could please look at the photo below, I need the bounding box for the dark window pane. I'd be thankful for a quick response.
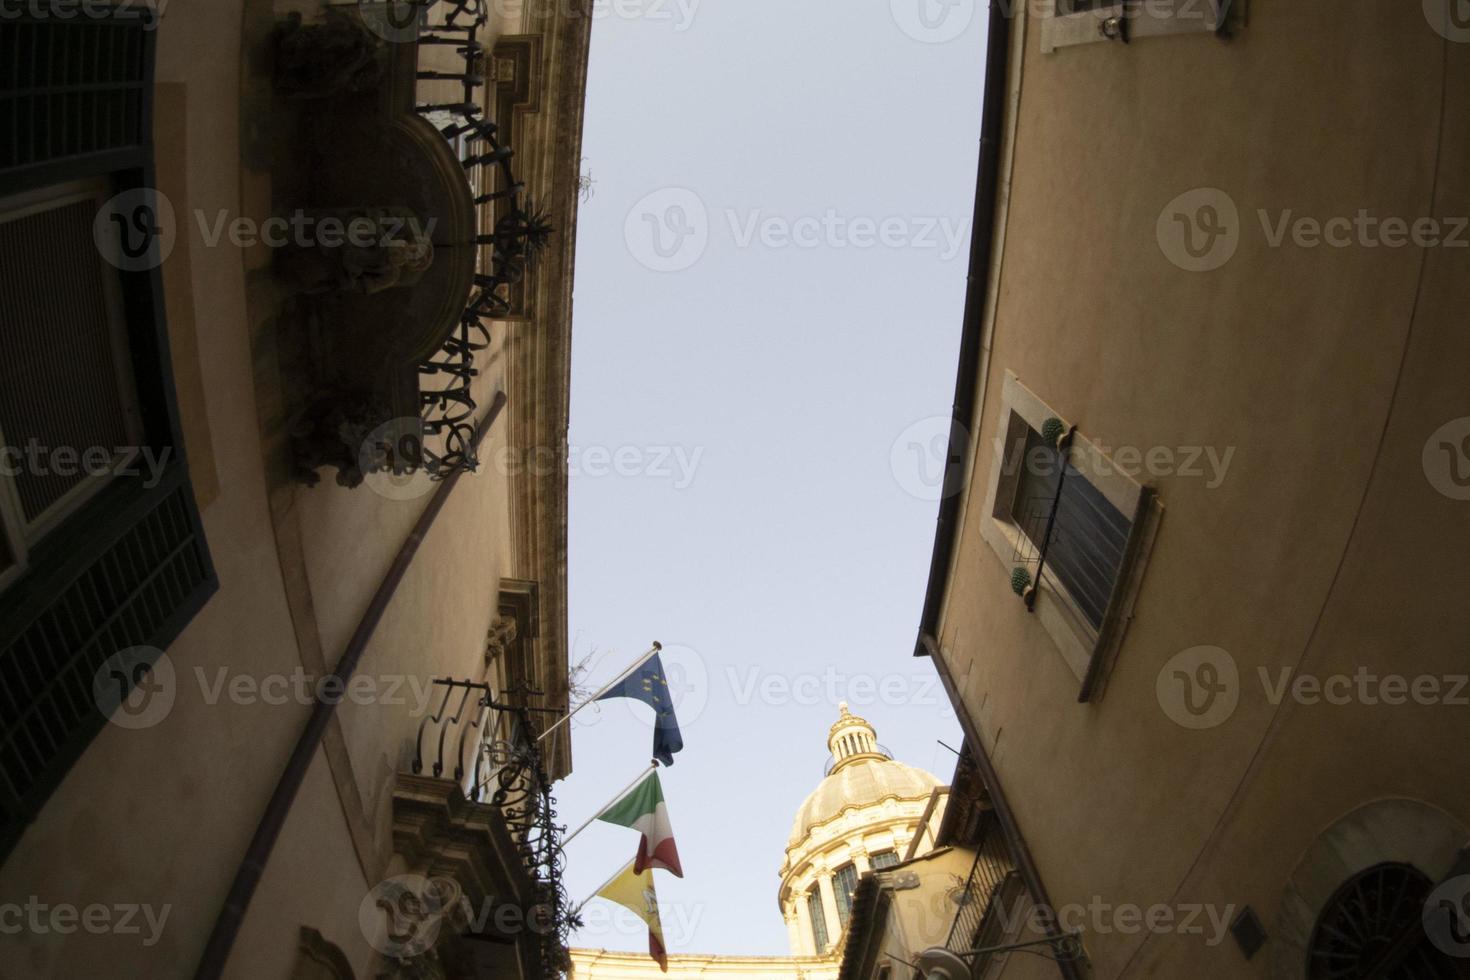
[1011,426,1132,629]
[834,864,859,928]
[0,197,132,525]
[807,889,828,950]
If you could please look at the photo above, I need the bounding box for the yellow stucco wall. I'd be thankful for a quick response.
[937,3,1470,979]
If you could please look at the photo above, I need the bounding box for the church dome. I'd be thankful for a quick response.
[785,704,939,848]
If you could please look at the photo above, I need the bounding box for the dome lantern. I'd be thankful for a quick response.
[826,701,886,773]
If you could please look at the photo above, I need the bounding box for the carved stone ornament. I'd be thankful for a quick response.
[277,207,435,297]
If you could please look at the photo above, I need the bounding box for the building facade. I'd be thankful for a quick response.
[0,1,591,978]
[914,2,1470,979]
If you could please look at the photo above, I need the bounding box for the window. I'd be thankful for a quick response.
[0,7,216,861]
[1002,424,1131,631]
[0,181,144,582]
[807,888,829,951]
[979,373,1160,700]
[870,850,900,870]
[833,863,859,928]
[1307,864,1466,979]
[1041,0,1245,53]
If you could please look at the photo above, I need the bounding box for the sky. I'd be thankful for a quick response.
[557,0,987,957]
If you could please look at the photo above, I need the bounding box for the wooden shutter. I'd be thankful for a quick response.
[0,5,216,861]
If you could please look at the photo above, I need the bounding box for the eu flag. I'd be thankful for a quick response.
[596,653,684,766]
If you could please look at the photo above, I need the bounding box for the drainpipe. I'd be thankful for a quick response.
[192,391,508,980]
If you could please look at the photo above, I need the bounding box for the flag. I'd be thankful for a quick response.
[594,861,668,971]
[596,653,684,766]
[597,771,684,877]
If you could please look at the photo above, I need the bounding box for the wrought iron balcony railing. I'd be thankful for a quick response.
[410,0,552,479]
[946,815,1022,966]
[413,677,575,972]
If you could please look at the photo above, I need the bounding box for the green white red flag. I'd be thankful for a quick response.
[596,770,684,878]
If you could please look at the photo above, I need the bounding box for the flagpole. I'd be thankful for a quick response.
[562,761,659,847]
[537,641,661,744]
[573,857,637,918]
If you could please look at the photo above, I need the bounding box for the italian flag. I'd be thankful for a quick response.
[597,771,684,878]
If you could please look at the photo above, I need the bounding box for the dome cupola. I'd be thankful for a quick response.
[826,702,886,773]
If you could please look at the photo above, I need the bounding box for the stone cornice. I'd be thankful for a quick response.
[500,3,592,783]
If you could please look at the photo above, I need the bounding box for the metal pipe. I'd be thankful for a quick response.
[921,631,1087,980]
[191,391,508,980]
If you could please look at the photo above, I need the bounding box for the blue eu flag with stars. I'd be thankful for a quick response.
[596,653,684,766]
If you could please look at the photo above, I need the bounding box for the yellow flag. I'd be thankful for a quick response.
[595,860,668,971]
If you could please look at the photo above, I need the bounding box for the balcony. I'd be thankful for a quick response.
[378,678,576,979]
[256,0,550,488]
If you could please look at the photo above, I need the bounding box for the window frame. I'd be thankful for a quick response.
[0,178,147,582]
[807,887,829,951]
[1040,0,1246,54]
[978,372,1162,701]
[833,863,859,929]
[0,5,218,862]
[869,849,900,870]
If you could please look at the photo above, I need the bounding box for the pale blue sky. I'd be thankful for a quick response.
[560,0,985,956]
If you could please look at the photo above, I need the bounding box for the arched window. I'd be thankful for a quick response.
[807,888,829,951]
[834,863,859,928]
[1306,863,1467,979]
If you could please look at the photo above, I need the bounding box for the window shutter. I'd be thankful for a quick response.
[0,6,216,861]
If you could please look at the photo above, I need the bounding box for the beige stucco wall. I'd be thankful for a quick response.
[935,3,1470,979]
[0,1,582,978]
